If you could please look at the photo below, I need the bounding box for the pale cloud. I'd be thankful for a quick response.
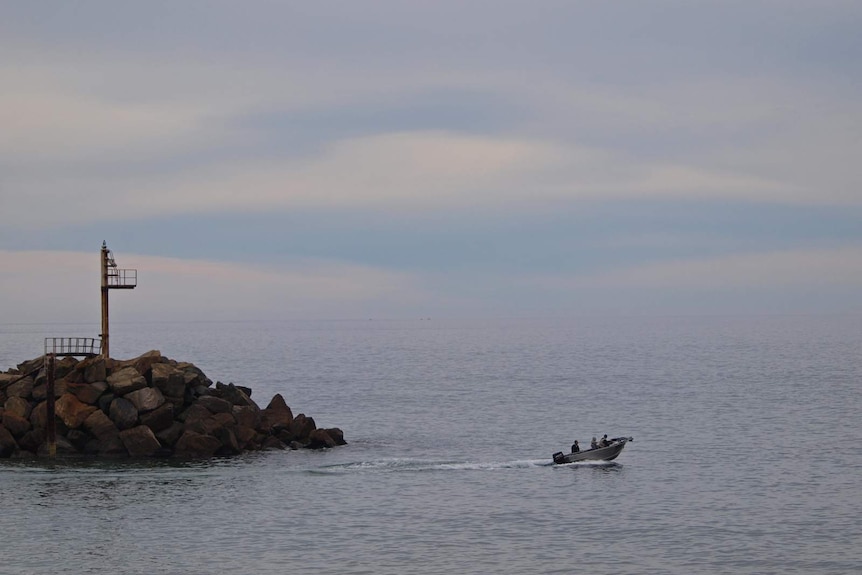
[531,246,862,291]
[4,128,804,228]
[0,250,427,323]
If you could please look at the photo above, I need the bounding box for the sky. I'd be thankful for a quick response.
[1,0,861,323]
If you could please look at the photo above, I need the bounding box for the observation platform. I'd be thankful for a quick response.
[44,337,102,358]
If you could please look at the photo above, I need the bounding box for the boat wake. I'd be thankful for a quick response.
[310,457,552,475]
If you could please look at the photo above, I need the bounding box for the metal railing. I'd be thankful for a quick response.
[44,337,102,357]
[108,268,137,288]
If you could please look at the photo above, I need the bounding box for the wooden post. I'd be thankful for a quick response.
[46,353,56,457]
[100,241,110,359]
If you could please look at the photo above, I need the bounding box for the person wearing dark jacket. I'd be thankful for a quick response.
[571,440,580,453]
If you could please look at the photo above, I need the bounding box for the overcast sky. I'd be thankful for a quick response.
[2,1,861,323]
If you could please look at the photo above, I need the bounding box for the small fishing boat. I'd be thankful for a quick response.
[552,436,633,464]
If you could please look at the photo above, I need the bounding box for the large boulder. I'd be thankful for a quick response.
[112,350,163,377]
[3,412,31,438]
[287,413,316,443]
[6,376,34,399]
[56,393,98,429]
[79,356,107,383]
[66,381,107,405]
[83,409,120,441]
[261,394,293,431]
[234,425,257,449]
[107,367,147,396]
[177,362,212,388]
[32,379,68,401]
[151,363,187,399]
[321,427,347,446]
[54,357,79,380]
[28,401,48,431]
[140,403,174,433]
[233,405,262,429]
[214,427,241,455]
[0,424,17,457]
[109,397,139,431]
[156,422,184,447]
[179,403,211,425]
[37,436,77,456]
[174,431,221,457]
[126,387,165,413]
[184,415,223,437]
[19,428,45,453]
[16,357,43,376]
[5,396,32,419]
[119,425,162,457]
[195,395,232,415]
[97,435,129,456]
[214,382,256,407]
[307,428,338,449]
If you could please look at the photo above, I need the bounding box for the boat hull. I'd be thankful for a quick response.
[552,437,632,464]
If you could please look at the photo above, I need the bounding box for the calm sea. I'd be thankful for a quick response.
[1,316,860,575]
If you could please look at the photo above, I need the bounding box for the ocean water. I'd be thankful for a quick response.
[1,316,860,575]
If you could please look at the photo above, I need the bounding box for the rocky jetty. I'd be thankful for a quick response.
[0,351,346,459]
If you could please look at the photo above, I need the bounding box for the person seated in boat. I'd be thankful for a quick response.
[599,434,610,447]
[571,440,580,453]
[590,437,598,450]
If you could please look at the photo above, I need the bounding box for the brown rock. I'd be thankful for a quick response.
[54,357,79,380]
[112,350,163,377]
[213,411,236,427]
[234,425,257,449]
[322,427,347,446]
[0,423,19,455]
[66,381,107,405]
[174,431,221,457]
[287,413,316,443]
[151,363,187,398]
[156,422,184,447]
[107,367,148,396]
[83,409,120,440]
[32,379,68,401]
[38,436,77,456]
[196,395,232,415]
[184,415,223,436]
[261,436,286,450]
[29,401,47,430]
[56,393,98,429]
[179,403,211,425]
[67,429,90,452]
[109,397,139,431]
[79,356,107,383]
[307,428,337,449]
[233,404,262,429]
[214,382,255,406]
[140,403,174,433]
[4,396,32,419]
[15,357,43,377]
[19,428,45,453]
[177,362,212,388]
[214,427,241,455]
[98,435,128,456]
[6,376,34,399]
[119,425,162,457]
[261,393,293,430]
[126,387,165,413]
[3,412,32,438]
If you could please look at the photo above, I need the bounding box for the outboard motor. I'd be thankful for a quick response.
[552,452,565,464]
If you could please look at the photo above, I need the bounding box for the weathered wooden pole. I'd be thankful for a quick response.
[46,353,56,457]
[100,241,110,359]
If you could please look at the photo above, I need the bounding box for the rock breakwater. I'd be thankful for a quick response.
[0,350,346,458]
